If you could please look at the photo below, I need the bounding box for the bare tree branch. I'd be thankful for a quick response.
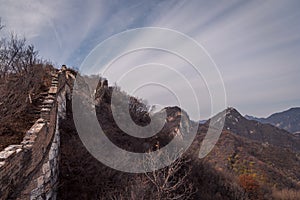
[143,151,196,200]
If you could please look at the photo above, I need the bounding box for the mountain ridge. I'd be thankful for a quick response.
[244,107,300,133]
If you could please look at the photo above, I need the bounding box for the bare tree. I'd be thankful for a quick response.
[0,26,39,79]
[143,151,196,200]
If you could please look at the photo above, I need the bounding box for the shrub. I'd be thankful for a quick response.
[239,174,260,199]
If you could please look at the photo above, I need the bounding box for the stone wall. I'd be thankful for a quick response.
[29,107,60,200]
[28,71,70,200]
[0,69,71,200]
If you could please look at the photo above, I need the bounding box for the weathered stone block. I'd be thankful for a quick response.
[42,104,53,109]
[46,191,53,200]
[30,188,42,200]
[29,122,45,133]
[24,144,33,149]
[50,173,58,186]
[0,161,5,168]
[0,150,15,161]
[4,145,22,152]
[37,176,44,188]
[41,108,51,113]
[45,95,55,101]
[42,162,50,174]
[44,168,51,181]
[48,151,54,161]
[48,87,57,95]
[16,148,22,154]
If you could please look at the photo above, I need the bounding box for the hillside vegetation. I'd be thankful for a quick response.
[0,24,54,150]
[57,74,300,199]
[1,20,299,200]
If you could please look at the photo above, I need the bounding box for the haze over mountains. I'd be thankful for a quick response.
[222,107,300,152]
[245,107,300,134]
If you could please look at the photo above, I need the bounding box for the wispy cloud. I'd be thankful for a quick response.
[1,0,300,119]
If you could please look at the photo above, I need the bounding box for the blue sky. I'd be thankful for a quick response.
[1,0,300,119]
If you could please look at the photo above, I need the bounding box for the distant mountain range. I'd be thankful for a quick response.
[62,73,300,199]
[197,107,300,197]
[245,107,300,134]
[206,107,300,152]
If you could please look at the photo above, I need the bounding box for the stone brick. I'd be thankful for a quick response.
[16,148,22,154]
[37,176,44,188]
[0,72,65,200]
[4,145,22,151]
[50,173,58,186]
[48,87,57,95]
[0,161,5,168]
[30,188,42,200]
[24,144,33,149]
[46,191,53,200]
[42,162,51,174]
[44,168,52,182]
[0,150,15,161]
[43,99,54,104]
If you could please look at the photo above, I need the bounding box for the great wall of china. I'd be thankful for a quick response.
[0,68,73,200]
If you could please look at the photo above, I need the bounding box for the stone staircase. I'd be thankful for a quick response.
[0,68,73,200]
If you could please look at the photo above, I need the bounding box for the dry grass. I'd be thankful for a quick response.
[272,189,300,200]
[0,64,53,150]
